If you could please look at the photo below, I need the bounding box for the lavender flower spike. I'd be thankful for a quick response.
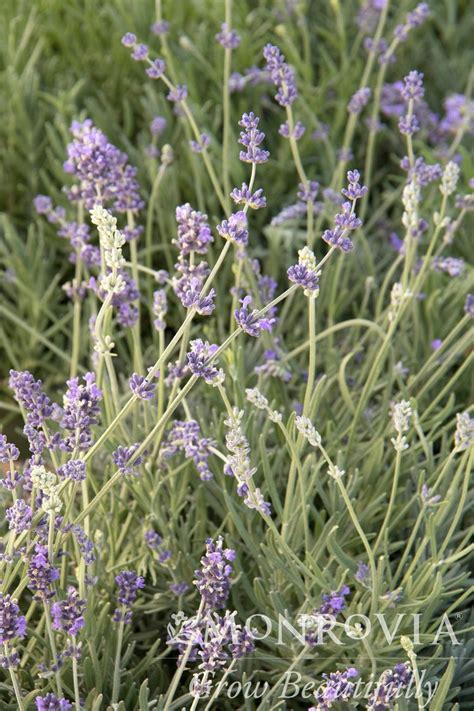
[35,694,72,710]
[186,339,222,384]
[216,211,249,245]
[114,570,145,624]
[348,87,371,114]
[263,44,297,106]
[234,295,275,337]
[129,372,156,400]
[193,536,236,609]
[288,247,320,296]
[238,112,269,164]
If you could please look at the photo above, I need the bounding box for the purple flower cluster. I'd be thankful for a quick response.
[28,544,59,600]
[288,247,320,295]
[367,662,413,709]
[393,3,430,44]
[6,499,33,533]
[193,536,236,609]
[35,694,72,710]
[151,21,170,36]
[215,23,240,50]
[234,295,275,337]
[60,373,102,451]
[9,370,53,427]
[172,203,215,314]
[63,119,143,213]
[347,87,371,114]
[440,94,474,136]
[186,339,221,383]
[113,570,145,624]
[263,44,297,106]
[217,211,249,246]
[356,0,386,35]
[230,183,266,210]
[113,443,146,476]
[57,459,86,482]
[432,257,465,278]
[0,593,26,649]
[322,170,367,252]
[161,420,215,481]
[303,586,351,647]
[174,204,213,255]
[122,33,167,81]
[401,70,424,102]
[238,112,269,164]
[319,585,350,615]
[51,587,85,637]
[152,289,168,330]
[129,373,156,401]
[310,667,359,710]
[279,120,306,139]
[400,156,442,186]
[399,71,424,136]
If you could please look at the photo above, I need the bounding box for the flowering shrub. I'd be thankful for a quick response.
[0,1,473,709]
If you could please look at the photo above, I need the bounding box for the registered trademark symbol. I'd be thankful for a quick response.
[455,613,463,620]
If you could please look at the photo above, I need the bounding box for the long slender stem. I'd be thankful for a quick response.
[111,620,125,705]
[5,647,26,711]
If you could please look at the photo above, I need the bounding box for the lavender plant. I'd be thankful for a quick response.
[0,1,473,709]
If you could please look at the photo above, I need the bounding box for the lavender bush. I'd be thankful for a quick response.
[0,1,473,709]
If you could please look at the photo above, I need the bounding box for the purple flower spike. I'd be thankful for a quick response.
[36,695,72,711]
[193,536,236,609]
[27,544,59,600]
[288,247,320,295]
[57,460,86,482]
[129,373,156,401]
[114,570,145,624]
[238,112,269,164]
[348,87,371,114]
[230,183,266,210]
[216,23,241,50]
[186,339,220,383]
[51,587,85,637]
[311,667,359,709]
[367,663,413,710]
[401,70,424,102]
[174,203,213,255]
[113,443,145,476]
[0,593,26,646]
[33,195,53,214]
[121,33,136,48]
[146,58,166,79]
[234,295,275,337]
[131,43,149,61]
[263,43,297,106]
[6,499,32,533]
[60,372,102,452]
[151,21,170,36]
[9,370,53,427]
[216,211,249,245]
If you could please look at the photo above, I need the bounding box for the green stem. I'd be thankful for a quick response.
[5,646,26,711]
[111,620,124,705]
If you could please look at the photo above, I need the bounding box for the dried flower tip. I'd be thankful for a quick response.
[454,411,473,450]
[328,465,345,479]
[440,161,460,196]
[245,388,269,410]
[295,415,321,447]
